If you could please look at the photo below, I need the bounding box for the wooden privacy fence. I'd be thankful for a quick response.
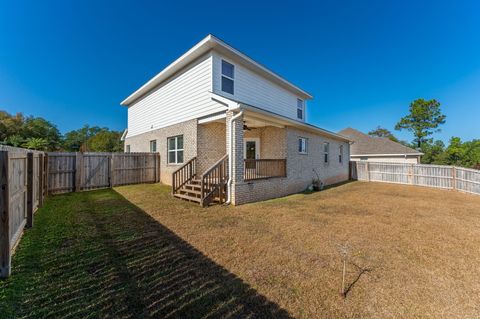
[47,152,160,194]
[1,150,47,278]
[350,161,480,195]
[1,149,160,278]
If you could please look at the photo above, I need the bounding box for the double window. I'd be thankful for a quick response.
[323,142,330,163]
[167,135,184,164]
[297,99,304,120]
[221,60,235,95]
[149,140,157,153]
[298,137,308,154]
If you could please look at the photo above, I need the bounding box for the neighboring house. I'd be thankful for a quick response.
[121,34,350,205]
[338,128,423,163]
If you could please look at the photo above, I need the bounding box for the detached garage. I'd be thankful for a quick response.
[339,127,423,163]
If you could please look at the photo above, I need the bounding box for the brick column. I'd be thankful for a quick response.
[226,110,244,204]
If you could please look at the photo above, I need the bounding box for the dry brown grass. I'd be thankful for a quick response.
[116,181,480,318]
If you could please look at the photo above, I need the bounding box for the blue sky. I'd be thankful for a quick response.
[1,0,479,143]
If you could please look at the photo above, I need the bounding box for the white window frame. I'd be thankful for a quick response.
[297,99,304,120]
[149,139,157,153]
[298,137,308,154]
[167,135,184,165]
[221,60,235,95]
[323,142,330,164]
[125,145,130,153]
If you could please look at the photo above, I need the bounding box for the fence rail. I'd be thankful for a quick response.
[350,161,480,195]
[1,148,160,278]
[47,152,160,193]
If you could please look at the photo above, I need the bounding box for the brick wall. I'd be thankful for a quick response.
[232,126,350,205]
[123,119,197,185]
[197,121,227,174]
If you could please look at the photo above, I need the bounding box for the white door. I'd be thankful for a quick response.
[243,138,260,159]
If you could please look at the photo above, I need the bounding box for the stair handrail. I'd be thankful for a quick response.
[201,154,228,207]
[172,157,197,194]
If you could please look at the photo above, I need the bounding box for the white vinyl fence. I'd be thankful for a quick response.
[350,161,480,195]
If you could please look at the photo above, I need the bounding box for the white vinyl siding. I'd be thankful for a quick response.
[126,53,226,138]
[212,52,306,122]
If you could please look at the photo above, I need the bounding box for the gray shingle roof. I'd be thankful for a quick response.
[338,128,422,155]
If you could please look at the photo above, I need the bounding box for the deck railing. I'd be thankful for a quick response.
[172,157,196,194]
[201,155,228,207]
[244,159,287,181]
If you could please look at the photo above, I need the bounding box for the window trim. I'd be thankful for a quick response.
[167,135,184,165]
[221,60,235,95]
[298,137,308,154]
[125,145,131,153]
[323,142,330,164]
[297,99,304,120]
[339,145,343,164]
[149,139,157,153]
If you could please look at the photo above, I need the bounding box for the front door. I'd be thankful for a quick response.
[244,138,260,159]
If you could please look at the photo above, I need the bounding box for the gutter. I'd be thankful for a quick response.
[225,107,243,205]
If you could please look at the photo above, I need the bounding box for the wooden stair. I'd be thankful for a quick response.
[173,179,202,203]
[172,155,229,207]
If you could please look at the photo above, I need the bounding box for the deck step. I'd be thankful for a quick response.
[173,193,201,203]
[178,188,201,196]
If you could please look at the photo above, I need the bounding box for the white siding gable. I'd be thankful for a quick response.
[212,52,306,122]
[126,53,225,138]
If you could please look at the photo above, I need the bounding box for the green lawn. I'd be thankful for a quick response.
[2,182,480,318]
[0,189,289,318]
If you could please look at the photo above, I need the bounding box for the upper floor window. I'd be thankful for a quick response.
[149,140,157,153]
[339,145,343,163]
[167,135,184,164]
[297,99,304,120]
[221,60,234,95]
[298,137,308,154]
[323,142,329,163]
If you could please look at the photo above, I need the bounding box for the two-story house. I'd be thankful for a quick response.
[121,34,351,206]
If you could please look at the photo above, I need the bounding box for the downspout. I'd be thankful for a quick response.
[225,110,244,205]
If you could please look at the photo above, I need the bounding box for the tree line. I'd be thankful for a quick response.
[0,111,123,152]
[368,99,479,169]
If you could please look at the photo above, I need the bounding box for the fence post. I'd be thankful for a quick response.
[409,164,414,185]
[26,153,34,228]
[109,153,115,187]
[452,166,457,190]
[75,152,83,192]
[44,153,49,195]
[366,162,370,181]
[156,153,160,183]
[0,151,11,278]
[38,154,44,208]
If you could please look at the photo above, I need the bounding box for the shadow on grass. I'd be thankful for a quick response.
[0,189,291,318]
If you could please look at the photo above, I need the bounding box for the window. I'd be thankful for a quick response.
[167,135,184,164]
[297,99,304,120]
[149,140,157,153]
[221,60,234,94]
[125,145,130,153]
[339,145,343,163]
[323,142,329,163]
[298,137,308,154]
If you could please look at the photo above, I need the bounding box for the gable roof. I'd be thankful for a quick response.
[121,34,313,106]
[338,128,423,156]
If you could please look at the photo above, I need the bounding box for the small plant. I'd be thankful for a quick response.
[312,169,324,191]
